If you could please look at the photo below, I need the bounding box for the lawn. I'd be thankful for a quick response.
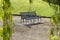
[0,0,55,19]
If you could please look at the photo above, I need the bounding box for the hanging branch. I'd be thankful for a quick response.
[43,0,60,5]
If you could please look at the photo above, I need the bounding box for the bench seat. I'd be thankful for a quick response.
[20,11,41,25]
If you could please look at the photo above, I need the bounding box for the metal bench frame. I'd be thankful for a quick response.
[20,11,41,25]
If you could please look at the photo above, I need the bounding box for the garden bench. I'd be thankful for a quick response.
[20,11,41,25]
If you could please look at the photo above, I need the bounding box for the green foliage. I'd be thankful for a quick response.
[50,17,60,40]
[43,0,60,40]
[2,0,13,40]
[43,0,60,5]
[49,3,60,40]
[0,27,13,38]
[0,27,3,37]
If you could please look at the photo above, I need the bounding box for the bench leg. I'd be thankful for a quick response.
[24,19,28,24]
[38,18,40,22]
[32,19,34,23]
[26,20,28,24]
[29,20,32,24]
[33,19,36,23]
[21,19,25,24]
[37,18,41,22]
[24,19,29,24]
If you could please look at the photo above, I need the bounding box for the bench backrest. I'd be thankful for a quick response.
[28,12,36,16]
[20,11,36,19]
[20,11,36,16]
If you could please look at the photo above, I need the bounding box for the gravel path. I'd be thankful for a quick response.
[11,16,52,40]
[0,16,52,40]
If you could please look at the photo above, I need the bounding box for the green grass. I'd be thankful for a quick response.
[0,0,55,20]
[10,0,55,16]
